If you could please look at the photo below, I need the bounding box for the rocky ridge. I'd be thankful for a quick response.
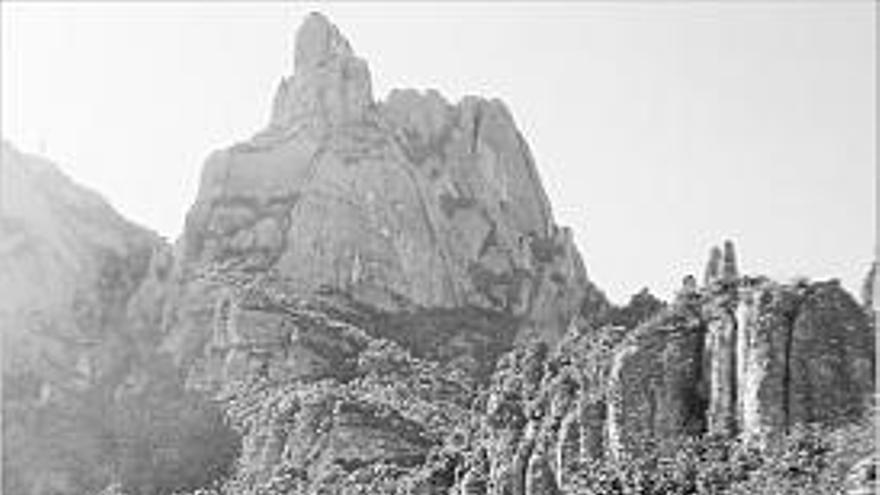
[1,141,172,495]
[1,12,875,495]
[446,243,875,495]
[170,12,592,395]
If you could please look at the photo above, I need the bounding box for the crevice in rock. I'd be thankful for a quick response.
[471,108,482,155]
[692,320,710,436]
[513,440,534,495]
[781,291,806,432]
[726,306,739,436]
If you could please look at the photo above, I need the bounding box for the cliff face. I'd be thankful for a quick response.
[0,142,163,373]
[0,141,171,495]
[2,12,875,495]
[1,142,242,495]
[607,244,874,455]
[169,12,592,393]
[445,243,875,495]
[144,13,597,493]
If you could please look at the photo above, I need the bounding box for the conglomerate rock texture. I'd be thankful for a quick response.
[607,248,874,456]
[1,12,875,495]
[172,12,589,371]
[448,244,875,495]
[154,12,597,492]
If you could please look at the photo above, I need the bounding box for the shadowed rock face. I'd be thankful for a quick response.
[788,281,875,426]
[608,299,709,456]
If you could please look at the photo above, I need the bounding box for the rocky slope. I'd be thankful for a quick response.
[143,12,599,493]
[178,243,874,495]
[2,12,875,495]
[1,141,243,495]
[159,14,872,495]
[446,242,874,495]
[164,13,595,407]
[1,141,171,495]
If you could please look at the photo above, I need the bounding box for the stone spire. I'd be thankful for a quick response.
[703,240,739,287]
[721,240,738,281]
[294,12,354,70]
[268,12,374,129]
[704,246,722,287]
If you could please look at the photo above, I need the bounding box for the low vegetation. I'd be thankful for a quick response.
[569,420,875,495]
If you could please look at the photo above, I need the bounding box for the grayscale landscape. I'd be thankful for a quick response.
[1,5,876,495]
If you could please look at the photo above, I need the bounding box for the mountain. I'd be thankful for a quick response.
[1,140,169,494]
[166,12,594,394]
[1,141,240,495]
[1,12,874,495]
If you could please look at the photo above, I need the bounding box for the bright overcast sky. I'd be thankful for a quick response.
[1,2,875,303]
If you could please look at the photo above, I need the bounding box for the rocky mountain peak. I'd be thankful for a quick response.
[178,11,592,365]
[294,12,354,70]
[4,13,874,495]
[268,13,373,129]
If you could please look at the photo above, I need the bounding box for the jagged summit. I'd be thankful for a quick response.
[3,13,876,495]
[268,13,373,129]
[294,12,354,70]
[176,11,592,393]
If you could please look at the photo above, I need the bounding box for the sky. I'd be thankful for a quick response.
[1,2,876,303]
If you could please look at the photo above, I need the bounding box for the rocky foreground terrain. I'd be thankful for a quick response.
[1,13,876,495]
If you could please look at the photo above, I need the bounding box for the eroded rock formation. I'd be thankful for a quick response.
[608,242,874,454]
[449,243,874,495]
[170,12,592,396]
[2,12,875,495]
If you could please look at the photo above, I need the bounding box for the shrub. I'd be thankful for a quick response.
[568,421,873,495]
[111,365,240,495]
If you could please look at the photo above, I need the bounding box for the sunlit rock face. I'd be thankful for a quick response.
[145,13,602,493]
[448,245,873,495]
[169,12,594,392]
[727,277,874,441]
[605,243,875,457]
[160,14,875,492]
[0,141,170,495]
[4,12,874,495]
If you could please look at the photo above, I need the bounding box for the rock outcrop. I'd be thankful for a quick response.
[106,12,599,495]
[608,242,874,455]
[448,243,874,495]
[2,12,875,495]
[863,261,877,311]
[170,12,593,395]
[0,141,170,495]
[158,15,875,494]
